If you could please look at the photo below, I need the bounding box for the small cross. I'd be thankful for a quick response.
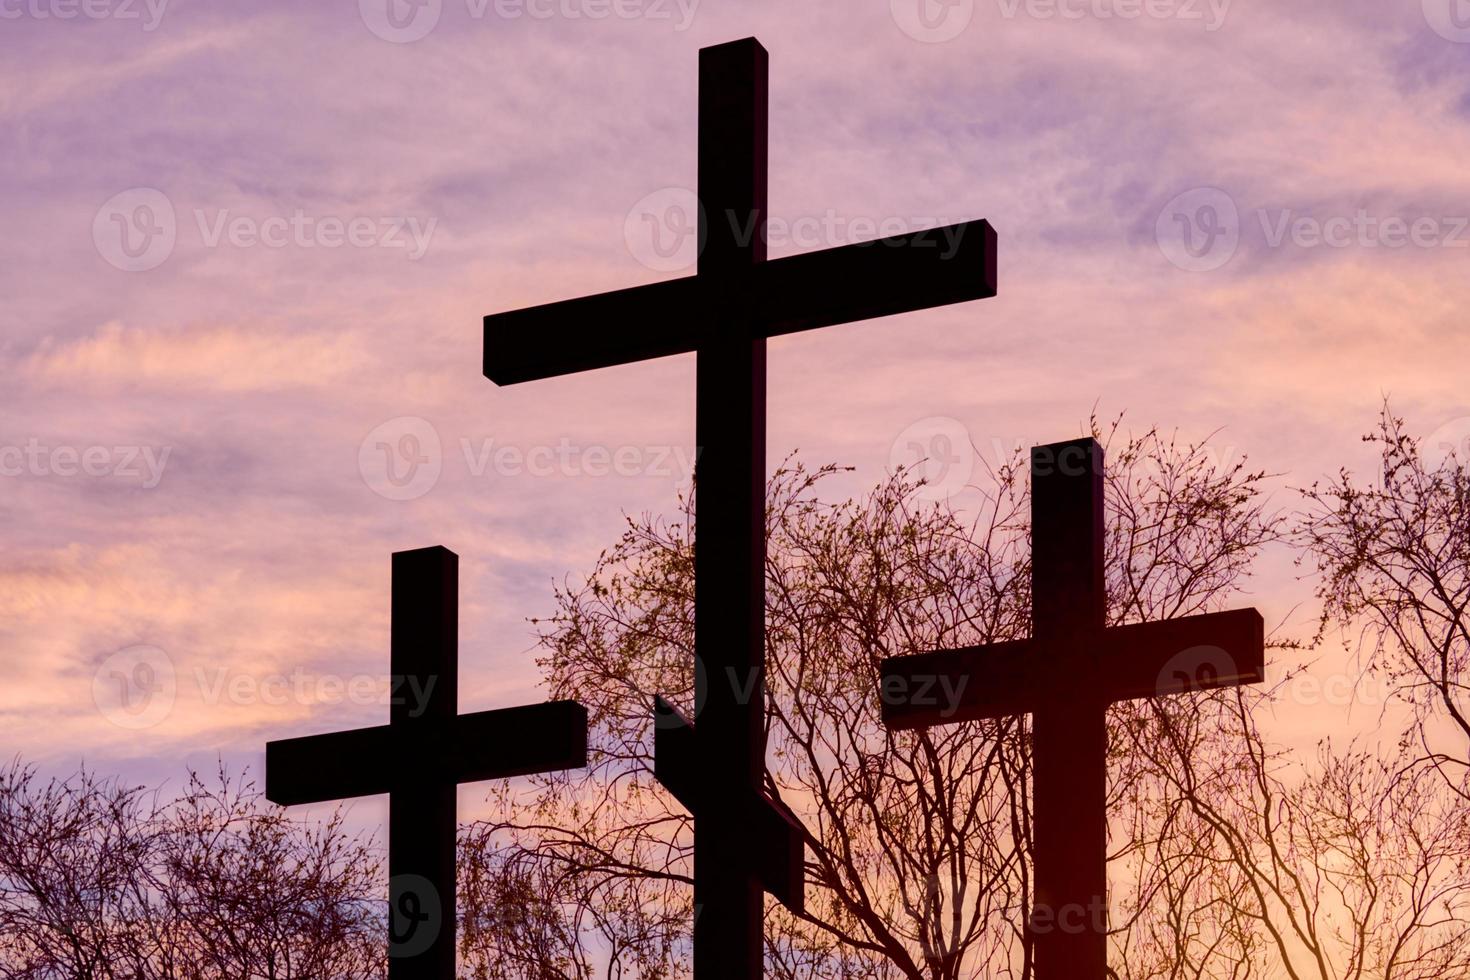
[879,438,1265,980]
[482,37,996,978]
[266,546,589,980]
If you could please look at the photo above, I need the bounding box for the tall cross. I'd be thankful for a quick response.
[481,37,996,979]
[265,546,589,980]
[879,438,1266,980]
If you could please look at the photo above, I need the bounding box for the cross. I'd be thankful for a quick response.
[265,545,589,980]
[481,37,996,978]
[878,438,1266,980]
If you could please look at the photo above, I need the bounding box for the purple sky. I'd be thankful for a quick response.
[3,0,1469,808]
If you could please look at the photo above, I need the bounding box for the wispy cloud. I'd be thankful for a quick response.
[3,0,1468,778]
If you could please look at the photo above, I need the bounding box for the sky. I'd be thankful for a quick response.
[2,0,1469,820]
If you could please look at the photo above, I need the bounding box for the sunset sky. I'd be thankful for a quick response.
[3,0,1468,824]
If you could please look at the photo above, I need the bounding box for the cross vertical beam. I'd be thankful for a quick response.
[1029,439,1108,977]
[693,38,768,980]
[388,547,457,980]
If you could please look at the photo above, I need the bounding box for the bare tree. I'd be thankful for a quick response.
[1300,406,1470,793]
[0,761,383,980]
[464,420,1298,978]
[1106,406,1470,979]
[7,409,1468,979]
[1112,680,1470,979]
[153,765,383,978]
[0,762,156,979]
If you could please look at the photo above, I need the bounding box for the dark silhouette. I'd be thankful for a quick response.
[880,438,1265,980]
[265,546,588,980]
[482,37,995,979]
[654,695,805,911]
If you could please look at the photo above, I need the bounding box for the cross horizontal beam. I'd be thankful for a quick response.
[879,608,1265,730]
[653,697,805,913]
[266,700,589,806]
[483,219,997,385]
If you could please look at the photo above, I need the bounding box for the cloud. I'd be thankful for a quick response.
[4,0,1469,785]
[22,321,371,392]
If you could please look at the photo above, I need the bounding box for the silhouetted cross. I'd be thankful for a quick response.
[880,438,1265,980]
[266,546,588,980]
[481,36,996,979]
